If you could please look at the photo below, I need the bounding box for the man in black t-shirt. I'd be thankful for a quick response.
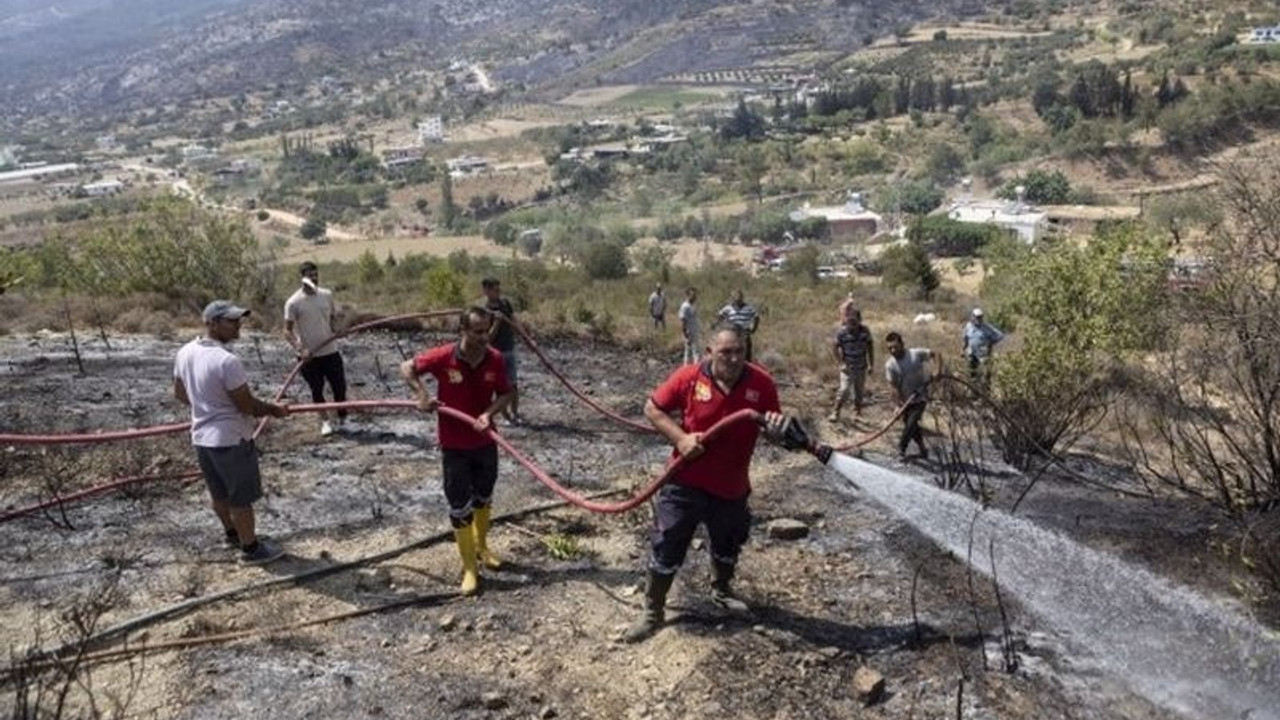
[481,277,523,425]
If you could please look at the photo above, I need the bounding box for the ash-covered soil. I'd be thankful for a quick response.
[0,326,1247,720]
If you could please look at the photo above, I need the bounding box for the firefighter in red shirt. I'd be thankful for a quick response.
[624,325,790,642]
[401,307,514,595]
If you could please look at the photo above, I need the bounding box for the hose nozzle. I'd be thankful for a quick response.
[777,416,833,465]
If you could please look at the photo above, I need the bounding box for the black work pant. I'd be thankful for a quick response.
[299,352,347,419]
[648,483,750,575]
[441,445,499,527]
[899,400,928,454]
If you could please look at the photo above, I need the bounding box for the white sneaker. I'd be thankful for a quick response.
[320,421,334,437]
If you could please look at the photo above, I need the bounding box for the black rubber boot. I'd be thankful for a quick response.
[623,571,674,643]
[710,561,749,613]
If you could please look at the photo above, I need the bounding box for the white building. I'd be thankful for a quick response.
[80,180,125,197]
[181,144,218,162]
[947,196,1049,244]
[418,116,444,144]
[383,146,424,168]
[789,193,883,241]
[447,155,490,177]
[0,163,80,184]
[1248,26,1280,43]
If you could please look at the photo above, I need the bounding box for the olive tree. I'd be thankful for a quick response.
[1115,165,1280,592]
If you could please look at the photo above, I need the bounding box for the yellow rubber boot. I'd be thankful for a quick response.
[454,526,481,596]
[473,506,503,570]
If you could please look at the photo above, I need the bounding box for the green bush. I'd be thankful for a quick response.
[879,242,940,299]
[20,197,274,308]
[997,169,1072,205]
[907,216,998,257]
[986,223,1168,466]
[300,217,327,240]
[582,241,630,280]
[356,250,384,284]
[882,182,945,216]
[423,264,465,308]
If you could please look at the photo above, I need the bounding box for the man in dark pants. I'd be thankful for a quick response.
[481,277,522,425]
[284,261,348,436]
[884,331,940,461]
[401,307,513,595]
[174,300,289,565]
[624,326,789,643]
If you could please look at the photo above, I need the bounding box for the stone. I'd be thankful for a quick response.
[767,519,810,541]
[852,666,885,705]
[481,692,508,710]
[539,707,558,719]
[438,614,457,631]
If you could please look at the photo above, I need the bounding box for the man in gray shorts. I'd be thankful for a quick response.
[174,300,290,564]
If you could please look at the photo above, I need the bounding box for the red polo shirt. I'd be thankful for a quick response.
[411,343,512,450]
[650,361,781,499]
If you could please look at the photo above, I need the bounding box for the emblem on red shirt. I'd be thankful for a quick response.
[484,372,495,382]
[745,389,760,403]
[695,381,712,402]
[448,369,463,384]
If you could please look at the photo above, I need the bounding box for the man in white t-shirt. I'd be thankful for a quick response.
[284,261,348,436]
[174,300,289,565]
[679,287,700,365]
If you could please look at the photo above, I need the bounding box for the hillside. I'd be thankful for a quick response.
[0,0,978,124]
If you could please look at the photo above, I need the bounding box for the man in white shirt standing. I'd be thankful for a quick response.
[284,261,348,436]
[174,300,289,565]
[679,287,700,365]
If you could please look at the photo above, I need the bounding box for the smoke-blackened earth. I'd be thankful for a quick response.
[0,327,1250,720]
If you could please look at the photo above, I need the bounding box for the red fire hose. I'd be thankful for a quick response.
[0,307,910,521]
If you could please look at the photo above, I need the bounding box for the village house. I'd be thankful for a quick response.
[789,193,882,242]
[947,193,1049,244]
[446,155,490,177]
[1248,25,1280,43]
[382,146,424,168]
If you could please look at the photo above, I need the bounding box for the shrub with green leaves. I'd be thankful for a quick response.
[908,216,999,257]
[423,264,465,308]
[22,197,274,309]
[986,223,1168,466]
[581,241,630,280]
[997,169,1072,205]
[880,241,940,299]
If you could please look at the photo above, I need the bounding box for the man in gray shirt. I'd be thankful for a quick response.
[679,287,700,365]
[648,284,667,331]
[884,331,940,461]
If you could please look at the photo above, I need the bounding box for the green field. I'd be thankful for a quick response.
[608,86,728,110]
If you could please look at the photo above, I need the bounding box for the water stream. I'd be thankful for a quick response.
[828,453,1280,720]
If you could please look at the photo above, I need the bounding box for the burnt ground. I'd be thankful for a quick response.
[0,326,1263,720]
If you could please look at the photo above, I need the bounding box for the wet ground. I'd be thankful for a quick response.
[0,326,1267,719]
